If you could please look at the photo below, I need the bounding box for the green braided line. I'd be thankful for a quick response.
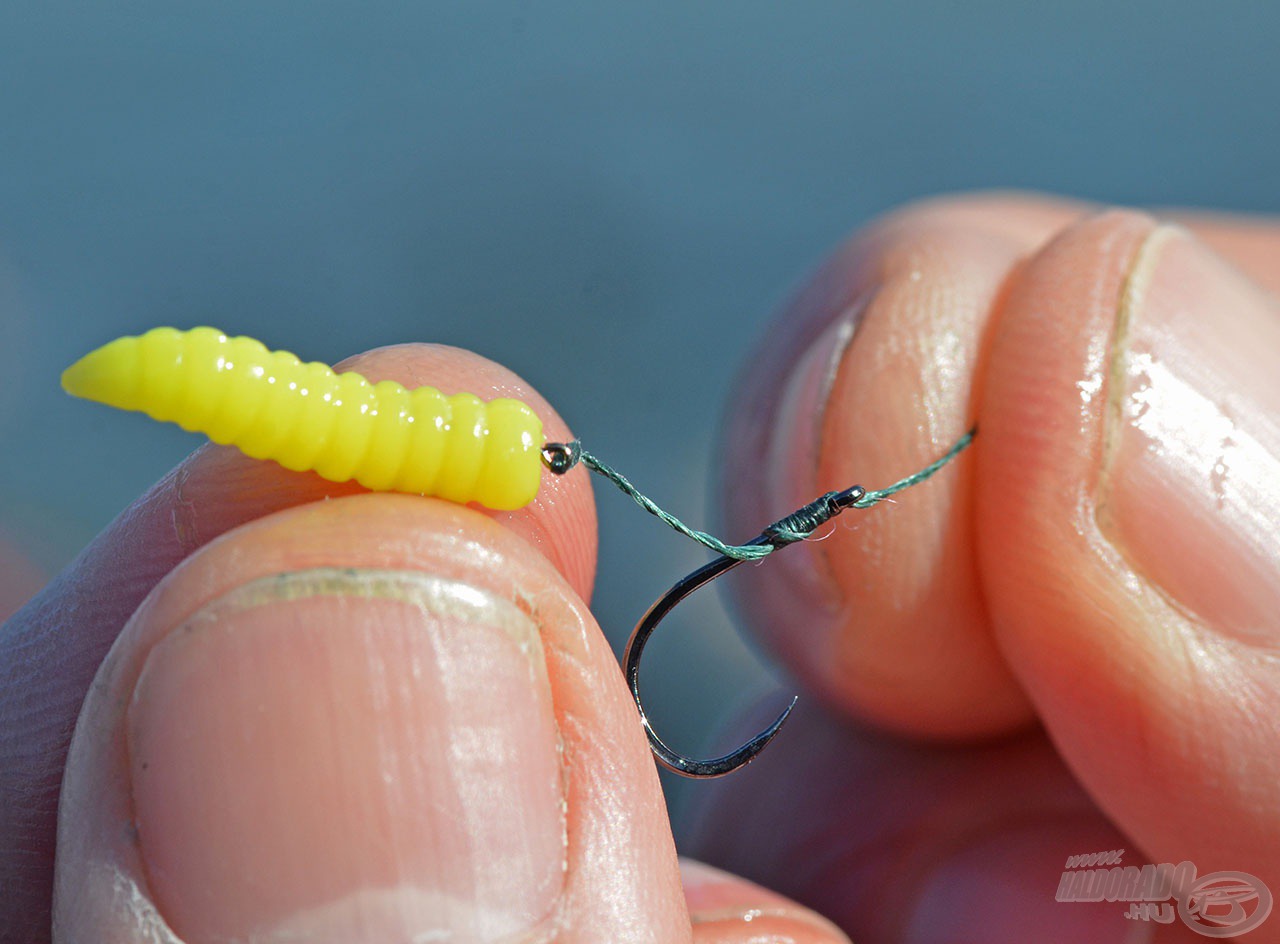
[581,427,975,561]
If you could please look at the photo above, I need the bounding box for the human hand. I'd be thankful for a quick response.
[0,346,846,942]
[3,192,1276,944]
[684,193,1280,943]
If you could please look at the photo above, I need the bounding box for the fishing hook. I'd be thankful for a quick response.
[622,483,864,777]
[543,430,975,777]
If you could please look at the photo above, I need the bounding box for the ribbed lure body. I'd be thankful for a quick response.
[61,327,545,510]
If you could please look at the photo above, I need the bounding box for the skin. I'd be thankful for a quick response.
[0,191,1275,943]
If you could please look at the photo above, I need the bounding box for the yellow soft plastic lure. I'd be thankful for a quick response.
[61,326,544,510]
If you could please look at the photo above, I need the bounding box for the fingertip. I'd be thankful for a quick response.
[333,343,598,600]
[721,197,1049,739]
[976,208,1159,629]
[976,209,1280,874]
[682,859,853,944]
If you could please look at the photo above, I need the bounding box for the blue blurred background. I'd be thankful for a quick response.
[2,2,1277,817]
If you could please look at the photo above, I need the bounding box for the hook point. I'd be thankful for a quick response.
[644,694,798,778]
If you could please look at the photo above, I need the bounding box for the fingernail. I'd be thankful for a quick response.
[1099,226,1280,642]
[128,568,566,944]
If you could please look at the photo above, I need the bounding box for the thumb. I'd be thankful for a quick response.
[53,496,688,943]
[978,212,1280,894]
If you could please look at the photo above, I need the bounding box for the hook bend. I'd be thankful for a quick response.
[623,484,865,778]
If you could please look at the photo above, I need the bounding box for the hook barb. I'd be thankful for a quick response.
[623,484,865,778]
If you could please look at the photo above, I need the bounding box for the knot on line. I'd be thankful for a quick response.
[763,489,857,547]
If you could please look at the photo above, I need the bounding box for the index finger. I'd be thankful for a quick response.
[719,192,1280,739]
